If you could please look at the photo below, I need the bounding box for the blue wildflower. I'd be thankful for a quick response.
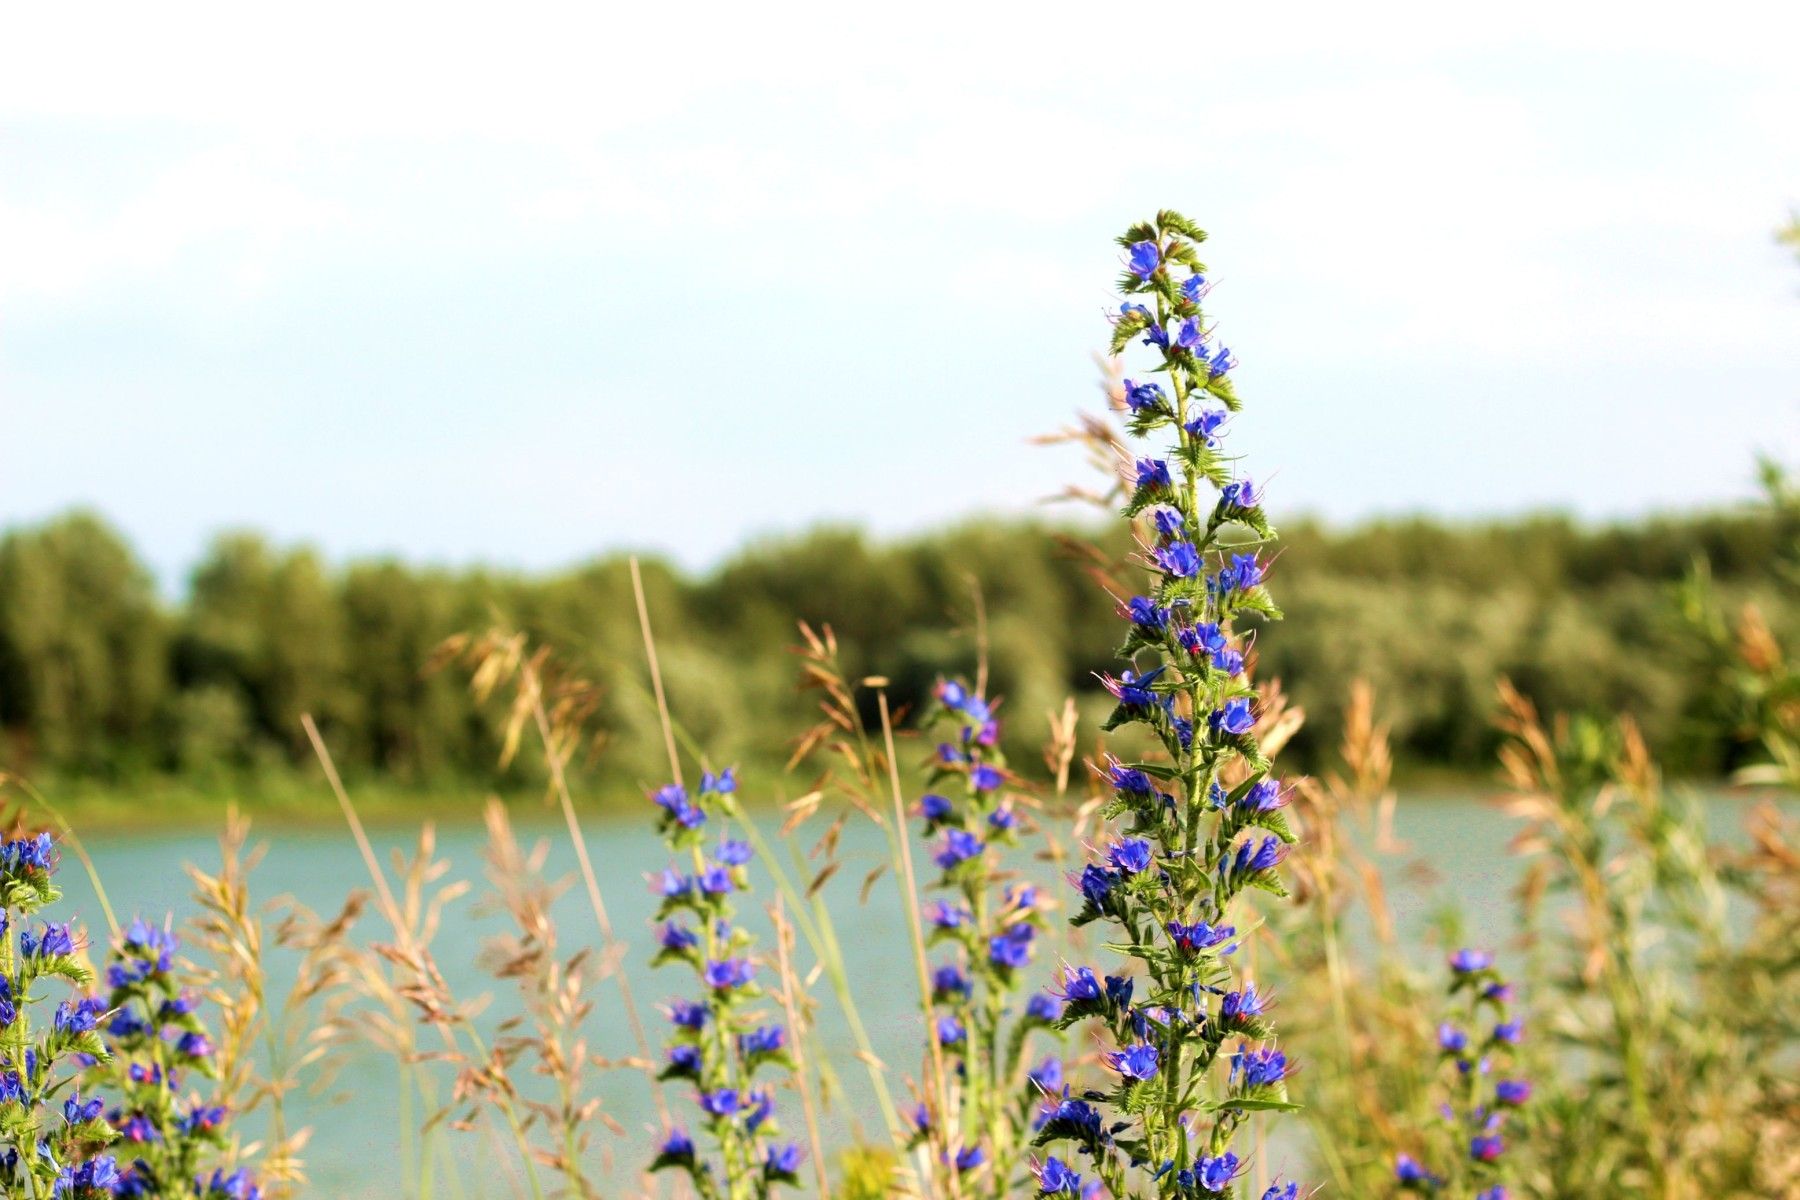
[1221,477,1260,511]
[1195,1151,1241,1191]
[1107,837,1154,875]
[1134,458,1173,493]
[1037,1097,1103,1145]
[1185,407,1227,446]
[667,999,708,1029]
[699,1088,741,1118]
[1450,948,1494,973]
[1167,919,1235,956]
[175,1031,213,1060]
[1126,241,1160,279]
[654,785,705,830]
[740,1025,786,1057]
[53,996,104,1036]
[1105,1043,1160,1080]
[1038,1154,1083,1194]
[1244,780,1287,812]
[1110,763,1155,794]
[664,1045,703,1079]
[55,1157,121,1197]
[1395,1154,1433,1184]
[927,901,970,929]
[1184,621,1226,657]
[934,829,984,871]
[1213,552,1266,594]
[1210,698,1256,736]
[1125,596,1168,631]
[988,924,1035,970]
[1058,967,1103,1004]
[1124,379,1165,413]
[62,1090,103,1125]
[1231,1045,1290,1089]
[1154,540,1201,578]
[22,922,75,958]
[196,1168,263,1200]
[1221,983,1266,1024]
[1229,835,1286,878]
[932,963,971,1000]
[764,1143,804,1181]
[1105,668,1162,709]
[703,958,755,991]
[1175,318,1205,352]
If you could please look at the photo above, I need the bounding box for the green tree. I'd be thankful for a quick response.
[175,533,350,765]
[0,511,166,773]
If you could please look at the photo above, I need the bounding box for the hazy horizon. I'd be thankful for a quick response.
[8,478,1786,600]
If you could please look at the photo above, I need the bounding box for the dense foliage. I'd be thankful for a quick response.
[1,503,1793,795]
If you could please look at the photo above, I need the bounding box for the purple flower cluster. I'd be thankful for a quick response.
[1395,950,1529,1197]
[907,677,1059,1181]
[93,916,252,1197]
[1031,212,1301,1197]
[645,768,804,1192]
[0,830,135,1198]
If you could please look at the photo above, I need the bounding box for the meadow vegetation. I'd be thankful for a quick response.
[0,211,1792,1200]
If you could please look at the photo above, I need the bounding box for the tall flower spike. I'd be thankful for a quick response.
[91,918,255,1196]
[1034,211,1301,1198]
[1395,951,1528,1198]
[905,678,1063,1194]
[646,769,802,1200]
[0,832,117,1198]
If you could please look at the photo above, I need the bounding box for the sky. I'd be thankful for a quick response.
[4,1,1798,588]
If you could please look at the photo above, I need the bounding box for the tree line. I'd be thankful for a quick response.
[0,504,1791,797]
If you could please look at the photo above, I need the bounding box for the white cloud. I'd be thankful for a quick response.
[2,145,347,311]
